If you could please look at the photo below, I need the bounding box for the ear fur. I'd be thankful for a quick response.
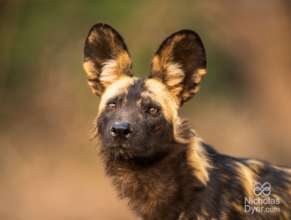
[83,23,132,96]
[149,30,207,105]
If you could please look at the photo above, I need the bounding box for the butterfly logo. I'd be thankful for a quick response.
[254,182,271,196]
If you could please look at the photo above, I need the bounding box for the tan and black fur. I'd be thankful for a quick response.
[83,23,291,220]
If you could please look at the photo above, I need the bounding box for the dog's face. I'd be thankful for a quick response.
[83,23,207,160]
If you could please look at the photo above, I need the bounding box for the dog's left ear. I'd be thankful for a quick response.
[149,30,206,105]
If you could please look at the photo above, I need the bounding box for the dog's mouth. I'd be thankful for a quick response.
[101,141,170,165]
[113,143,131,149]
[101,142,145,160]
[109,147,169,166]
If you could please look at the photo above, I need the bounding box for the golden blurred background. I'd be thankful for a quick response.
[0,1,290,219]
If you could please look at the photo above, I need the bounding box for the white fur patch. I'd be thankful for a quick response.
[187,137,212,185]
[143,78,179,122]
[98,76,135,113]
[235,162,257,198]
[165,63,184,87]
[100,59,119,87]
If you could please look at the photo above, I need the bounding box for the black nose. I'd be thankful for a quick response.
[110,122,131,138]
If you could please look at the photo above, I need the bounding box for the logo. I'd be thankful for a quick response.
[254,182,271,196]
[244,181,280,215]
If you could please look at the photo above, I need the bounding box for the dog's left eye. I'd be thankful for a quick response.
[147,107,160,116]
[107,102,117,110]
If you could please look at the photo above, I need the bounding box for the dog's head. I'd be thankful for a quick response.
[83,23,206,160]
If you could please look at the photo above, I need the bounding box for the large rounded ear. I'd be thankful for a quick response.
[149,30,207,105]
[83,23,132,96]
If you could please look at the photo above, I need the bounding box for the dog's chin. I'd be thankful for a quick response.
[101,143,146,160]
[101,142,170,166]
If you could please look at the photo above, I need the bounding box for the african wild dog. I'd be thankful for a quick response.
[83,23,291,220]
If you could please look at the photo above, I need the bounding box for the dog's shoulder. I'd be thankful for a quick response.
[193,142,291,219]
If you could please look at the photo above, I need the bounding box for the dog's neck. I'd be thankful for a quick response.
[100,140,211,219]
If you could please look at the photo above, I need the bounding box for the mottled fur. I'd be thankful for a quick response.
[83,23,291,220]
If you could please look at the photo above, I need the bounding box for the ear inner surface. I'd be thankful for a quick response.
[149,30,207,105]
[83,23,132,96]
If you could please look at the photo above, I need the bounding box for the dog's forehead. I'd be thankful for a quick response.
[100,77,165,103]
[98,76,135,112]
[98,77,145,111]
[98,76,179,121]
[126,78,178,105]
[143,78,179,121]
[126,78,145,101]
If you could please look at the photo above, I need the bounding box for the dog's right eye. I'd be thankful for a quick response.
[147,106,160,117]
[107,102,117,110]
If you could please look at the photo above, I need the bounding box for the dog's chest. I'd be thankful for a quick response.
[110,165,178,218]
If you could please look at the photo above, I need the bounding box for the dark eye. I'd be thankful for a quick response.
[107,102,117,110]
[148,106,160,116]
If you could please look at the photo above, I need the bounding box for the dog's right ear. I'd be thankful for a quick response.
[83,23,132,96]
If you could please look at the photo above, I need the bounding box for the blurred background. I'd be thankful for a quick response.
[0,0,290,219]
